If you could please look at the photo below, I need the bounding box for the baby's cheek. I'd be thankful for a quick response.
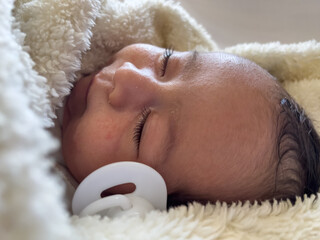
[85,123,121,160]
[67,111,134,181]
[68,124,120,180]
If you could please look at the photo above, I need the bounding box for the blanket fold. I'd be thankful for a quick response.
[1,0,320,239]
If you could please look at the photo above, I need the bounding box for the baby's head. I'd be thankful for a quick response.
[62,43,320,205]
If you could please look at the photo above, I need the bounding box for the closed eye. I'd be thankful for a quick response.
[133,107,151,151]
[160,47,174,77]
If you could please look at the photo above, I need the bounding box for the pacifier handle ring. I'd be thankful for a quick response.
[79,194,131,217]
[72,162,167,215]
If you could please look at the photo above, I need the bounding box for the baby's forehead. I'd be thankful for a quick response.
[200,52,274,81]
[230,56,277,94]
[181,51,278,113]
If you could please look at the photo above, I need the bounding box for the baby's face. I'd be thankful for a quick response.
[62,44,276,203]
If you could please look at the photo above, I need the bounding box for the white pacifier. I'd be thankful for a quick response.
[72,161,167,218]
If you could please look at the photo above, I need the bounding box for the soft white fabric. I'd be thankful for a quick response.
[1,0,320,239]
[0,1,74,239]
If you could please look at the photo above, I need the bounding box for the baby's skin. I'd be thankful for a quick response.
[62,43,279,203]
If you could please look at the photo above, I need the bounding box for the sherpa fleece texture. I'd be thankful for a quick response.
[1,0,320,239]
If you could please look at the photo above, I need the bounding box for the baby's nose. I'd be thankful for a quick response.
[109,62,160,110]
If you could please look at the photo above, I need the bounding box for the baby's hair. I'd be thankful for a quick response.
[167,84,320,208]
[272,92,320,203]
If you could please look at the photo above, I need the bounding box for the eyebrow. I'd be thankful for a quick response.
[156,51,197,164]
[157,51,198,163]
[158,111,179,166]
[183,50,199,74]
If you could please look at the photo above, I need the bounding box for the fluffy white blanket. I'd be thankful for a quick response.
[1,0,320,239]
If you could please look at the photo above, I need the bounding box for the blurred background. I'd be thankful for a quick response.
[178,0,320,48]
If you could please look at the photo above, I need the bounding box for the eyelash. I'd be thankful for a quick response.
[132,48,173,151]
[133,107,151,151]
[160,47,174,77]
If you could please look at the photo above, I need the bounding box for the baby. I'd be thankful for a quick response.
[61,43,320,206]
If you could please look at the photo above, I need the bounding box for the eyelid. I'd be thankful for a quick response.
[160,48,174,77]
[133,107,151,152]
